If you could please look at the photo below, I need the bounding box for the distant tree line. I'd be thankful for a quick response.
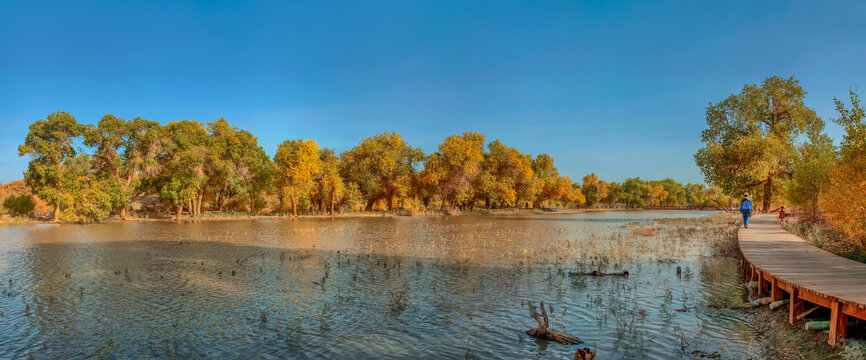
[11,112,728,222]
[695,75,866,249]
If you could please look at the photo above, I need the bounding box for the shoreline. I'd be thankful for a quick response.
[2,207,721,226]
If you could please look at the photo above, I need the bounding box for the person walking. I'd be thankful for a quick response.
[740,193,753,228]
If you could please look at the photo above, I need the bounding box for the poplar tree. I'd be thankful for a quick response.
[18,111,86,222]
[695,75,822,211]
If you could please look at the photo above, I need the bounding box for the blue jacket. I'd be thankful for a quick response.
[740,198,753,213]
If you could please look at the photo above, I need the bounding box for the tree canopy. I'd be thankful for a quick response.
[695,75,822,211]
[15,112,731,222]
[18,111,87,222]
[275,139,320,216]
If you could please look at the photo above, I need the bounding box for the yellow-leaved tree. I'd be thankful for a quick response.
[275,139,320,217]
[825,90,866,248]
[473,140,534,208]
[316,148,344,216]
[423,132,486,210]
[581,173,608,207]
[340,132,423,211]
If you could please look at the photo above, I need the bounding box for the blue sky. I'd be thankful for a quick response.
[1,0,864,184]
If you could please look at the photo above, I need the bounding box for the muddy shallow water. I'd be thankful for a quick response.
[0,210,760,359]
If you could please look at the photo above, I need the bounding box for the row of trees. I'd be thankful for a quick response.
[581,176,732,209]
[17,112,727,222]
[695,75,866,248]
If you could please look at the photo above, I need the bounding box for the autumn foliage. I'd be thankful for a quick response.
[12,112,730,222]
[823,91,866,248]
[696,76,866,252]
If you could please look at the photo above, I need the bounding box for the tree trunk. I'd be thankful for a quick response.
[121,173,133,219]
[53,203,60,223]
[290,195,297,217]
[249,196,256,215]
[387,192,394,210]
[365,198,374,211]
[763,176,773,212]
[197,189,204,215]
[175,204,183,221]
[329,188,336,216]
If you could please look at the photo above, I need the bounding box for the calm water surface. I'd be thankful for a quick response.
[0,210,760,359]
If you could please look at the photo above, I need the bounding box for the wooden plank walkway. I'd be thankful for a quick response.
[739,214,866,346]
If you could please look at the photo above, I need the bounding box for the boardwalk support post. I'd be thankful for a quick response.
[739,214,866,348]
[789,287,803,324]
[829,301,847,346]
[756,270,764,296]
[771,278,783,302]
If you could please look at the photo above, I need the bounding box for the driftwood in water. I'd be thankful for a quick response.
[569,270,629,277]
[526,301,582,345]
[574,347,595,360]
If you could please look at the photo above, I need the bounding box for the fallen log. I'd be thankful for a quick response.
[749,297,772,307]
[569,270,629,277]
[805,320,830,331]
[769,299,789,310]
[526,301,582,345]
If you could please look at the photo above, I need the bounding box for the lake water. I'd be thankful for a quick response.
[0,210,761,359]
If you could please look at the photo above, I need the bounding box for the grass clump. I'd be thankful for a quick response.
[785,220,866,263]
[388,284,411,315]
[840,339,866,360]
[749,306,842,360]
[0,214,39,226]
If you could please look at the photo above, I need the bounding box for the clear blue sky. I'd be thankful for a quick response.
[1,0,864,184]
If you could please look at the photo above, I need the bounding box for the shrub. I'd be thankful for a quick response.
[824,161,866,250]
[2,194,36,217]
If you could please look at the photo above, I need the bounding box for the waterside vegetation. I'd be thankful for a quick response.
[5,117,730,224]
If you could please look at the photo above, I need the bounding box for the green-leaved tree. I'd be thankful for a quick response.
[695,75,822,211]
[18,111,87,222]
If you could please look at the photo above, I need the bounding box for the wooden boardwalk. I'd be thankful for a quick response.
[739,214,866,346]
